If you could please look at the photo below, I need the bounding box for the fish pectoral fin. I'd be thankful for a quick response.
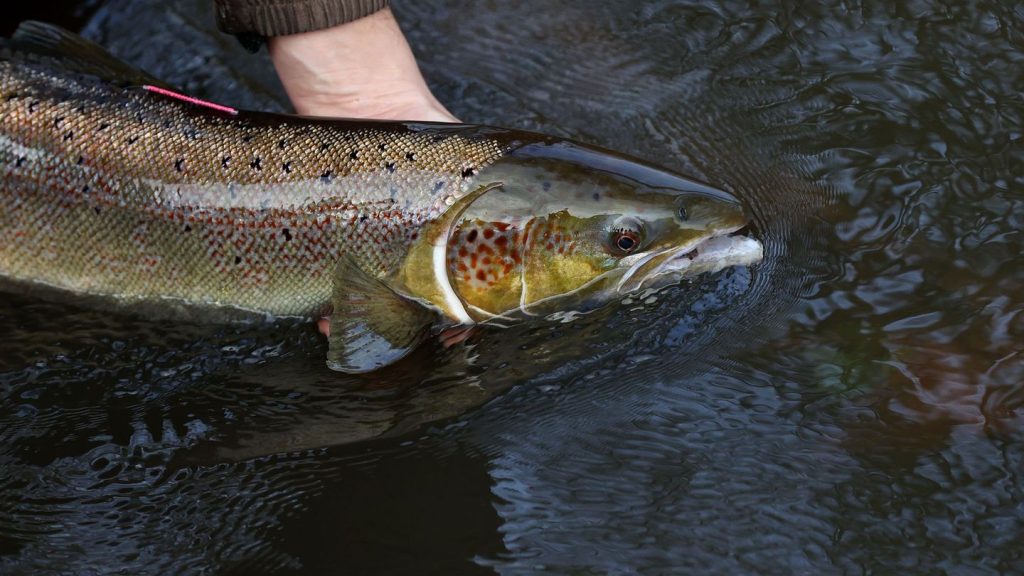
[6,21,173,89]
[327,256,437,374]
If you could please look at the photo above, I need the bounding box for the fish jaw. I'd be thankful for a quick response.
[629,233,764,292]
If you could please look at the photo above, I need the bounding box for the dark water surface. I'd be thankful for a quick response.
[2,0,1023,573]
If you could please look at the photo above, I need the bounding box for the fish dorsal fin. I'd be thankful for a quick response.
[6,21,172,89]
[327,256,438,373]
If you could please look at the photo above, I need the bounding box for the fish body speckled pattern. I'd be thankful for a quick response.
[0,23,762,372]
[0,26,519,317]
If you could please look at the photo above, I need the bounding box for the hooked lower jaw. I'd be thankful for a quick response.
[616,229,764,293]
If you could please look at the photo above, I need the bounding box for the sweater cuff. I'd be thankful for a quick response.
[216,0,390,37]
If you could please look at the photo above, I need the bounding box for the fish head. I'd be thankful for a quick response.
[448,140,763,319]
[329,135,763,373]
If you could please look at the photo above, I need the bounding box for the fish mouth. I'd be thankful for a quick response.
[615,228,764,293]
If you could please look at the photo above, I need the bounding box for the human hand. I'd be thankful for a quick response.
[273,7,458,338]
[268,8,458,123]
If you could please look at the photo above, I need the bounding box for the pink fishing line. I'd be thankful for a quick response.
[142,85,238,115]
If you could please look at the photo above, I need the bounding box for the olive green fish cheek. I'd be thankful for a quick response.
[518,214,614,306]
[0,23,764,373]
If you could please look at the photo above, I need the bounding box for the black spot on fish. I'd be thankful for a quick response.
[81,185,90,194]
[222,155,231,168]
[320,170,333,182]
[163,120,173,129]
[63,131,73,141]
[406,152,416,161]
[184,224,192,232]
[543,181,552,191]
[385,162,396,173]
[378,143,388,152]
[76,105,85,114]
[93,206,101,215]
[5,92,18,101]
[350,150,360,160]
[592,192,600,201]
[76,156,84,165]
[27,101,38,113]
[319,142,330,152]
[234,256,242,265]
[14,156,25,168]
[461,167,476,178]
[98,122,109,131]
[467,229,478,242]
[54,116,64,128]
[282,228,292,241]
[431,135,447,143]
[360,215,369,222]
[174,158,184,172]
[242,134,252,143]
[433,180,445,193]
[250,157,262,171]
[282,161,292,173]
[278,138,288,150]
[126,135,139,145]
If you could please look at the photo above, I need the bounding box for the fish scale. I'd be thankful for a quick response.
[0,22,760,372]
[0,54,510,317]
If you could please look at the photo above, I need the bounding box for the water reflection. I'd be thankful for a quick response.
[1,0,1023,573]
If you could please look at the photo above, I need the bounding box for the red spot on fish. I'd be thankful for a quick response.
[476,270,487,281]
[457,261,468,272]
[494,235,508,247]
[478,244,494,255]
[464,274,471,282]
[494,222,510,232]
[482,256,492,266]
[471,254,478,268]
[467,229,478,242]
[546,242,554,251]
[483,228,495,239]
[558,246,564,254]
[458,247,468,258]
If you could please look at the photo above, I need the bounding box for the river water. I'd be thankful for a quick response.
[1,1,1022,573]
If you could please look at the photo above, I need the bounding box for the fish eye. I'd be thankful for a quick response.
[615,232,639,252]
[608,216,644,254]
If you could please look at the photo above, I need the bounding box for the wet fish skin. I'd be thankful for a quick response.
[0,23,761,372]
[0,28,524,318]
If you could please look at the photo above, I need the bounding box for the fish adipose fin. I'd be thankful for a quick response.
[327,257,437,374]
[4,21,173,89]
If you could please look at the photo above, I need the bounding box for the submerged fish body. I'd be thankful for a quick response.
[0,23,763,372]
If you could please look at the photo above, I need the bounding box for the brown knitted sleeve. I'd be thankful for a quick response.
[216,0,390,37]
